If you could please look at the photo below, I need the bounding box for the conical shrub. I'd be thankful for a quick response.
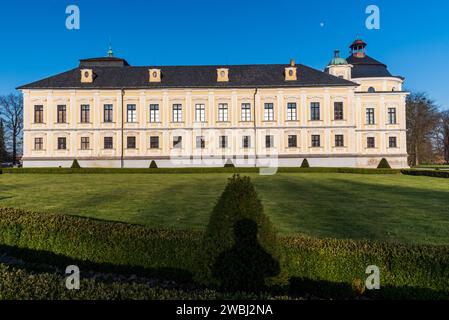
[71,159,81,169]
[149,160,158,169]
[301,159,310,168]
[377,158,391,169]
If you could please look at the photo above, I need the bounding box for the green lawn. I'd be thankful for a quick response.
[1,173,449,245]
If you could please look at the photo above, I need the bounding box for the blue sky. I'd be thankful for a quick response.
[0,0,448,108]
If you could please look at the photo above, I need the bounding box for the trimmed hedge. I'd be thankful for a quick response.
[0,208,447,299]
[402,169,449,178]
[1,167,401,175]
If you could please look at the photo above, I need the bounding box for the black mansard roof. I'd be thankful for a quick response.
[18,57,358,90]
[346,55,396,79]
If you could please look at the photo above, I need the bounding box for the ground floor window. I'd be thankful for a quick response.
[81,137,90,150]
[219,136,228,149]
[34,137,43,150]
[196,136,205,149]
[311,135,320,148]
[288,135,297,148]
[242,136,251,149]
[389,136,397,148]
[335,135,344,147]
[265,135,274,148]
[150,136,159,149]
[367,137,376,148]
[104,137,113,149]
[57,137,66,150]
[173,136,182,149]
[127,136,136,149]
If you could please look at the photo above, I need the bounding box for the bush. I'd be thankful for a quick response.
[71,159,81,169]
[301,159,310,168]
[224,159,235,168]
[197,175,286,291]
[149,160,158,169]
[377,158,391,169]
[0,207,447,299]
[402,169,449,178]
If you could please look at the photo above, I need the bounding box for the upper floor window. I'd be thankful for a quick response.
[241,103,251,122]
[104,104,113,123]
[81,137,90,150]
[242,136,251,149]
[172,104,182,123]
[173,136,182,149]
[34,137,43,150]
[150,136,159,149]
[104,137,113,149]
[311,102,320,121]
[367,137,376,148]
[80,105,90,123]
[311,135,321,148]
[34,105,44,123]
[127,136,136,149]
[218,103,228,122]
[368,87,376,93]
[388,108,397,124]
[389,136,397,148]
[219,136,228,149]
[264,103,274,121]
[57,105,67,123]
[334,102,344,120]
[335,134,344,147]
[195,104,206,122]
[288,135,297,148]
[366,108,375,125]
[127,104,137,123]
[57,137,67,150]
[265,135,274,148]
[150,104,160,123]
[287,103,297,121]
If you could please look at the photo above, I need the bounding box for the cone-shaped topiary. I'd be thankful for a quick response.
[224,159,235,168]
[301,158,310,168]
[71,159,81,169]
[377,158,391,169]
[196,175,286,292]
[149,160,158,169]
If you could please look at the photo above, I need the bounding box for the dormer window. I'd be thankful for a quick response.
[368,87,376,93]
[217,68,229,82]
[285,59,297,81]
[80,69,93,83]
[149,69,161,83]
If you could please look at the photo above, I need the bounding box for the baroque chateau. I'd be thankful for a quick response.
[18,39,408,168]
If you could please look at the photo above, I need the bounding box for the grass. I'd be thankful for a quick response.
[1,173,449,245]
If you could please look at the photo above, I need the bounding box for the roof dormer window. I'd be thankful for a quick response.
[217,68,229,82]
[285,59,297,81]
[80,69,94,83]
[149,69,161,83]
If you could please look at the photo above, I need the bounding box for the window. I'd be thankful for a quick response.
[265,135,274,148]
[218,103,228,122]
[127,136,136,149]
[196,136,205,149]
[288,135,297,148]
[149,104,160,123]
[334,102,344,120]
[311,103,320,121]
[173,136,182,149]
[104,104,113,123]
[219,136,228,149]
[367,137,375,148]
[150,136,159,149]
[104,137,113,149]
[264,103,274,121]
[57,105,66,123]
[127,104,137,123]
[311,135,321,147]
[195,104,206,122]
[172,104,182,122]
[287,103,297,121]
[335,135,344,147]
[366,108,375,125]
[241,103,251,122]
[80,105,90,123]
[388,108,397,124]
[34,138,43,150]
[57,137,66,150]
[34,105,43,123]
[389,136,397,148]
[368,87,376,93]
[81,137,90,150]
[242,136,251,149]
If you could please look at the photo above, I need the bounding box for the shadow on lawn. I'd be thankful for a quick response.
[0,244,193,284]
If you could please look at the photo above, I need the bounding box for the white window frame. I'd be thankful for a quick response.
[287,103,297,121]
[218,103,228,122]
[127,104,137,123]
[172,104,183,123]
[241,103,251,122]
[195,104,206,122]
[150,104,160,123]
[264,103,274,121]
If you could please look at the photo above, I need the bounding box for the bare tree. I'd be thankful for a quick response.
[436,110,449,164]
[406,92,440,166]
[0,93,23,164]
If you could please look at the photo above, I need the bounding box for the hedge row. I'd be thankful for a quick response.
[0,208,447,299]
[0,264,277,300]
[402,169,449,178]
[1,167,401,175]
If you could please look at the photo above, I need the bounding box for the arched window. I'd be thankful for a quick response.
[392,87,396,92]
[368,87,376,93]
